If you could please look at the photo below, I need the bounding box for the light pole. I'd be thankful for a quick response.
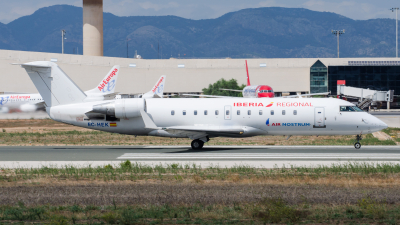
[391,8,399,58]
[61,30,67,54]
[331,29,345,58]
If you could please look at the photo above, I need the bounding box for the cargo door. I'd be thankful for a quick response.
[314,107,326,128]
[224,105,231,120]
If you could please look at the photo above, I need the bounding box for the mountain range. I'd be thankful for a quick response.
[0,5,398,59]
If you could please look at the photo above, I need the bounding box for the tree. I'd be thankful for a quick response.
[202,79,246,97]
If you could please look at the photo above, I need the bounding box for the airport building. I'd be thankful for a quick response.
[0,49,399,108]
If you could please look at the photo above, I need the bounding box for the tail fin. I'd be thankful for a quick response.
[142,75,166,98]
[86,65,120,95]
[20,61,86,107]
[245,60,251,86]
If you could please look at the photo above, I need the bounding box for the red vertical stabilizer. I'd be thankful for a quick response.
[245,60,251,86]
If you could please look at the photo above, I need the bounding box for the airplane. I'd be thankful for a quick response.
[221,60,275,98]
[0,65,121,113]
[141,75,166,98]
[19,61,388,150]
[182,60,329,99]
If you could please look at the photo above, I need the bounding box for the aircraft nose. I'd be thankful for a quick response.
[369,115,388,131]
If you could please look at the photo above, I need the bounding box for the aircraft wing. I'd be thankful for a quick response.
[180,94,239,98]
[140,110,244,139]
[219,88,243,92]
[282,92,331,98]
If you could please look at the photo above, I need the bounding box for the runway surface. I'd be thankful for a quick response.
[1,145,399,168]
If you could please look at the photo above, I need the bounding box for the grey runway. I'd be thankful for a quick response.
[0,145,400,162]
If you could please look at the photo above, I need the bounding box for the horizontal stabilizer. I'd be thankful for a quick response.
[20,61,87,107]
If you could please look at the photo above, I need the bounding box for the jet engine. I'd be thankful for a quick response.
[92,98,145,119]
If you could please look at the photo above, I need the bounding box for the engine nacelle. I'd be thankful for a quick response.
[92,98,145,119]
[115,98,145,119]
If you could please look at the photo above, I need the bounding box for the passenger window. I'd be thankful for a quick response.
[248,110,251,115]
[259,110,263,115]
[237,110,240,115]
[194,110,197,115]
[271,110,274,115]
[282,110,286,115]
[226,110,230,115]
[293,110,297,115]
[171,110,175,115]
[183,110,186,115]
[204,110,208,115]
[215,110,219,115]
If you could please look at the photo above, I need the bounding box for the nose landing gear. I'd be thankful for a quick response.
[354,134,362,149]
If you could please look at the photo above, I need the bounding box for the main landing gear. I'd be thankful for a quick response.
[191,139,204,150]
[354,134,362,149]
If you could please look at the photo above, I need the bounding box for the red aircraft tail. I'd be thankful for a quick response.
[245,60,251,86]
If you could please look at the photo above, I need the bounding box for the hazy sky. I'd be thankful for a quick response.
[0,0,399,24]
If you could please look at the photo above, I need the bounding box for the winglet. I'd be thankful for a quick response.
[140,109,160,129]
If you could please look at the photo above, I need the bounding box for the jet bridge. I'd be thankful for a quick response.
[337,83,394,110]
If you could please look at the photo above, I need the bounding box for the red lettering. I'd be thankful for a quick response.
[258,103,264,107]
[293,102,298,107]
[277,103,281,106]
[249,103,254,107]
[243,103,248,107]
[305,103,309,106]
[238,103,242,107]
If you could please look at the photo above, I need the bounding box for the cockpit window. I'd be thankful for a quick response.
[340,106,363,112]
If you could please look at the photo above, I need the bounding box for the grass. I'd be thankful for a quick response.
[0,127,396,146]
[2,161,400,185]
[383,127,400,142]
[1,198,400,224]
[2,162,400,223]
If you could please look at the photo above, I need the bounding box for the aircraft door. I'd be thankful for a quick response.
[224,105,231,120]
[314,107,326,128]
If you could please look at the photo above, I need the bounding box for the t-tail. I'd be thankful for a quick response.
[86,65,120,95]
[245,60,251,86]
[20,61,86,107]
[142,75,166,98]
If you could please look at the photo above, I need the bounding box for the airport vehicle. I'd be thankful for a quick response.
[0,65,120,113]
[20,61,387,150]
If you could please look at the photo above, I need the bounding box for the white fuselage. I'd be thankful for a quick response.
[46,98,387,138]
[0,94,43,112]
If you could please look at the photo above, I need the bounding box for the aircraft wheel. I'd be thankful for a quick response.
[191,139,204,150]
[354,142,361,149]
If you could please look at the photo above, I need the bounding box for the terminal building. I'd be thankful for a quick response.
[0,49,398,108]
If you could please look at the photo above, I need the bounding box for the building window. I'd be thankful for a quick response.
[215,110,219,115]
[204,110,208,115]
[183,110,186,115]
[194,110,197,115]
[237,110,240,115]
[259,110,263,115]
[248,110,251,115]
[293,110,297,115]
[171,110,175,115]
[310,60,328,94]
[282,110,286,115]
